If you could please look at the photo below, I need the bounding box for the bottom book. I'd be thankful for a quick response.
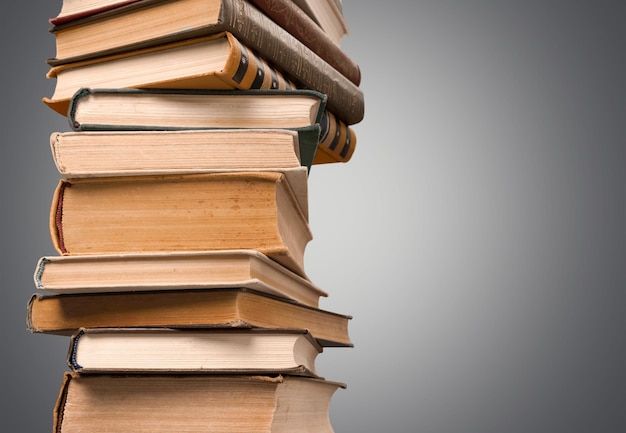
[54,372,345,432]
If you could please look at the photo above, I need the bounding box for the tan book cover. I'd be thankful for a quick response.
[34,250,326,308]
[27,288,353,347]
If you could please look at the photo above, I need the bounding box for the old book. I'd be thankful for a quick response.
[34,250,327,308]
[67,88,355,164]
[27,288,353,347]
[67,327,322,376]
[50,171,311,278]
[69,88,325,130]
[54,372,344,433]
[291,0,349,46]
[50,128,316,173]
[50,0,360,86]
[45,0,365,124]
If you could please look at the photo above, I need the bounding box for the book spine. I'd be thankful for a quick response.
[50,179,69,255]
[220,0,364,125]
[220,33,297,90]
[67,330,84,371]
[33,257,49,289]
[52,372,73,432]
[315,111,356,164]
[247,0,361,86]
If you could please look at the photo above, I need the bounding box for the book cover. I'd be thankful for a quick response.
[34,249,327,308]
[27,288,353,347]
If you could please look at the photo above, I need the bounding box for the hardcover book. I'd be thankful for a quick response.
[66,327,323,376]
[34,249,326,308]
[54,372,345,433]
[27,288,353,347]
[50,128,315,172]
[50,171,312,278]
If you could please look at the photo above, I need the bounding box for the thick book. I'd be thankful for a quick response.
[67,88,355,164]
[34,249,327,308]
[27,288,353,347]
[50,0,361,86]
[45,0,365,124]
[54,372,344,433]
[50,171,311,278]
[67,327,322,376]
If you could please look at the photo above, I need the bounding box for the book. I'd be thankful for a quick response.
[50,171,311,278]
[50,0,361,86]
[34,249,327,308]
[27,288,353,347]
[49,129,316,173]
[67,327,322,376]
[50,128,317,174]
[67,88,355,164]
[44,0,365,124]
[291,0,349,46]
[53,372,344,432]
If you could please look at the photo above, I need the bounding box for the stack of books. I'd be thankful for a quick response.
[28,0,364,431]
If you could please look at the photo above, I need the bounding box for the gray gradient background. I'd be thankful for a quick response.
[1,1,624,432]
